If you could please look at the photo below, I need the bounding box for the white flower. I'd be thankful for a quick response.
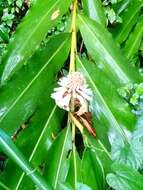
[51,72,92,114]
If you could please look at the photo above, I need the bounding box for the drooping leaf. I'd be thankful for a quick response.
[124,16,143,60]
[82,0,106,26]
[1,0,72,83]
[0,33,70,135]
[107,162,143,190]
[44,126,72,189]
[0,128,53,190]
[112,0,143,44]
[78,14,142,88]
[81,148,105,190]
[66,145,81,188]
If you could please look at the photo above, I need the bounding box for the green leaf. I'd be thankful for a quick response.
[107,162,143,190]
[0,129,53,190]
[111,131,143,170]
[0,181,10,190]
[124,16,143,60]
[78,14,142,88]
[14,106,64,190]
[112,0,130,15]
[44,126,72,189]
[0,33,70,135]
[66,146,81,188]
[112,0,143,44]
[82,0,106,26]
[77,183,92,190]
[81,148,105,190]
[1,0,72,84]
[76,57,136,139]
[0,25,9,43]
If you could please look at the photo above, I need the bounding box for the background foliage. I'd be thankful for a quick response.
[0,0,143,189]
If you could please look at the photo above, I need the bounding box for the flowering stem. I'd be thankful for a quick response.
[69,1,78,158]
[69,0,77,73]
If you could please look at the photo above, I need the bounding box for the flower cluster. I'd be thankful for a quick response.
[51,72,92,115]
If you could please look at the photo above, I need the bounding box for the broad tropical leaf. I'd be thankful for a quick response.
[0,33,70,135]
[76,56,136,137]
[1,0,72,83]
[66,145,81,188]
[78,14,142,87]
[0,128,53,190]
[43,126,72,189]
[13,106,65,190]
[81,148,105,190]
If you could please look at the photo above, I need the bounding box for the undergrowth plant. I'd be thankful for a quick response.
[0,0,143,189]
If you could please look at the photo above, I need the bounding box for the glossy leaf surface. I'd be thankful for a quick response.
[44,127,72,189]
[0,33,70,135]
[76,57,136,136]
[66,146,81,188]
[81,148,104,190]
[0,129,53,190]
[14,106,65,190]
[124,16,143,60]
[78,14,142,87]
[82,0,106,26]
[113,0,143,44]
[1,0,72,83]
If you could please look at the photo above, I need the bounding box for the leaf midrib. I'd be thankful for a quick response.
[15,0,60,55]
[15,105,57,190]
[77,56,128,142]
[0,38,68,124]
[126,20,143,59]
[78,14,130,84]
[116,3,142,42]
[54,127,70,189]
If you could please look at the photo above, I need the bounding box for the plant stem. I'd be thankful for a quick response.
[69,3,78,184]
[69,0,77,73]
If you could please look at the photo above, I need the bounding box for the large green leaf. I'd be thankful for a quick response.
[76,56,136,137]
[66,146,81,188]
[124,16,143,60]
[44,126,72,189]
[107,162,143,190]
[14,106,64,190]
[0,129,53,190]
[1,0,72,84]
[0,33,70,189]
[82,0,106,26]
[78,14,142,88]
[81,148,105,190]
[112,0,143,44]
[0,97,65,189]
[0,33,70,135]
